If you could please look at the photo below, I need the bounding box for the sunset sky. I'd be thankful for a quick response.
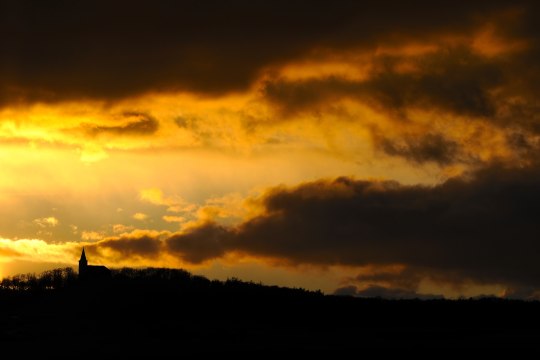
[2,1,540,298]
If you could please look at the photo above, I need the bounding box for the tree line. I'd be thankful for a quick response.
[0,266,322,298]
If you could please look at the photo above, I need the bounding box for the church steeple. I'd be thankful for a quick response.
[79,247,88,275]
[77,246,110,281]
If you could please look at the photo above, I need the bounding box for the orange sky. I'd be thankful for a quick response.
[2,1,540,299]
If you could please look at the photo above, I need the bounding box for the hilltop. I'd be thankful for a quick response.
[1,267,540,354]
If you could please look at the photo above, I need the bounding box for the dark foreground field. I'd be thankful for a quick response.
[1,268,540,355]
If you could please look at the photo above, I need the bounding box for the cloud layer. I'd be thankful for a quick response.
[1,1,519,105]
[3,161,540,297]
[2,1,540,168]
[2,1,540,299]
[46,162,536,296]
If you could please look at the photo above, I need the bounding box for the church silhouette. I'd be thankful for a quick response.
[78,247,111,281]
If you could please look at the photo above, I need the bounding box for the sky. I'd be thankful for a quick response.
[1,0,540,299]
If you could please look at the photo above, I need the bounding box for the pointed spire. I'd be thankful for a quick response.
[80,247,87,261]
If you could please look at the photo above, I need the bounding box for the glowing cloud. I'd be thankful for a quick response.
[133,213,149,221]
[33,217,59,228]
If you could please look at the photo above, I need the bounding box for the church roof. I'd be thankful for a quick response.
[80,247,87,261]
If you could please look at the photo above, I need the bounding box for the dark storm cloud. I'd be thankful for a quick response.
[262,76,362,116]
[168,224,231,263]
[0,0,519,105]
[261,45,532,164]
[262,47,502,118]
[83,112,159,136]
[84,161,540,293]
[91,233,164,258]
[374,132,461,165]
[365,48,502,118]
[162,163,540,291]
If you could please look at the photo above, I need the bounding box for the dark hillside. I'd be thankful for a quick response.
[1,268,539,355]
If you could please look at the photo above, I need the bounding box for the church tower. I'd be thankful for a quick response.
[77,246,111,281]
[79,247,88,276]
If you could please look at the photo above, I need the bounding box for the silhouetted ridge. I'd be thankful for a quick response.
[0,267,320,298]
[1,267,540,354]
